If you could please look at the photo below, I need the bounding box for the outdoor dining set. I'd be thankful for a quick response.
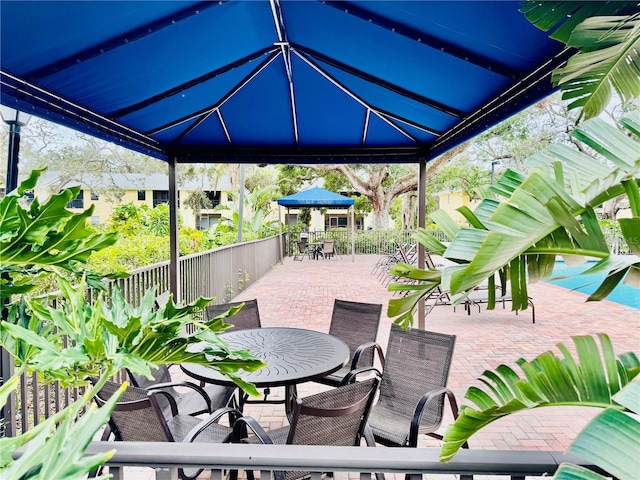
[93,298,462,480]
[294,239,339,261]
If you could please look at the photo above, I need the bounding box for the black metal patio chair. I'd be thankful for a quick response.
[294,240,311,261]
[352,324,464,449]
[93,380,243,480]
[127,364,236,417]
[231,375,381,480]
[205,299,262,332]
[313,299,382,387]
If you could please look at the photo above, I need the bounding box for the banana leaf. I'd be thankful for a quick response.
[554,380,640,480]
[387,114,639,326]
[440,334,640,462]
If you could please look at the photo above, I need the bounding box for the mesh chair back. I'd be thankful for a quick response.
[93,381,173,442]
[206,299,262,331]
[329,299,382,368]
[287,377,379,446]
[128,364,172,390]
[322,240,335,256]
[378,324,455,434]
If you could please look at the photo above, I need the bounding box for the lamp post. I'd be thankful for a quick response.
[490,160,500,185]
[0,106,31,437]
[1,106,32,193]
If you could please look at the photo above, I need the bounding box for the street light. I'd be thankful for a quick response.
[1,106,32,193]
[490,160,500,185]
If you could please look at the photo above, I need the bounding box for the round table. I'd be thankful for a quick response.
[181,327,350,414]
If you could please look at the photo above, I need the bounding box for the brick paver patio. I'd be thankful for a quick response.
[144,253,638,480]
[224,254,639,451]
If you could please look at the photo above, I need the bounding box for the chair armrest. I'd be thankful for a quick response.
[149,390,180,417]
[183,407,244,443]
[340,366,382,386]
[230,415,275,444]
[409,387,462,448]
[352,342,385,370]
[147,380,212,413]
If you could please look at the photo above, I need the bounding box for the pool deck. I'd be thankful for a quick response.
[160,253,638,479]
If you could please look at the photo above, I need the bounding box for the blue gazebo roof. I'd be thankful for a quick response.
[0,0,596,165]
[277,187,355,208]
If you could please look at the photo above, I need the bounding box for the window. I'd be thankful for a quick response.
[152,190,169,207]
[91,192,99,201]
[205,191,221,207]
[23,191,35,205]
[67,190,84,209]
[325,215,348,230]
[138,190,146,201]
[91,216,100,225]
[198,214,220,230]
[152,190,180,207]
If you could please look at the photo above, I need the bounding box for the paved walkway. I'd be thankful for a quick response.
[222,254,639,452]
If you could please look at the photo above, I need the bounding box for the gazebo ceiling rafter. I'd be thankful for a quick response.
[292,44,465,119]
[321,0,521,80]
[23,1,221,82]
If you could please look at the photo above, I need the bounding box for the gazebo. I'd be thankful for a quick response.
[277,187,356,262]
[0,0,598,300]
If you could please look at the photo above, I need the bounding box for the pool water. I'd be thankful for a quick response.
[545,260,640,310]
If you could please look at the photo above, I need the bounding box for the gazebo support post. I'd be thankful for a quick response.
[169,156,180,302]
[417,158,427,329]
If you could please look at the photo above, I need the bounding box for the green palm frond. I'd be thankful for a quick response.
[519,1,635,44]
[520,1,640,120]
[554,380,640,480]
[387,114,640,325]
[552,14,640,120]
[440,334,640,462]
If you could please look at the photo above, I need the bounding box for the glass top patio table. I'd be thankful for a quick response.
[181,327,350,414]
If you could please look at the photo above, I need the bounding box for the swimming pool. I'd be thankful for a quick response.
[545,260,640,310]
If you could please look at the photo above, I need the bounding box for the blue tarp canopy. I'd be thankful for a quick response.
[278,187,355,208]
[0,1,611,165]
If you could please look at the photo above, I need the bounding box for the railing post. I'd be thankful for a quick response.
[0,348,16,437]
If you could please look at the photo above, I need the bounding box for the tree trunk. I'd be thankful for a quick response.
[402,193,418,230]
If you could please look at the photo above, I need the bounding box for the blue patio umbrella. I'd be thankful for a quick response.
[277,187,355,262]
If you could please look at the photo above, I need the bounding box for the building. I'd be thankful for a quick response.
[434,190,481,226]
[30,171,234,230]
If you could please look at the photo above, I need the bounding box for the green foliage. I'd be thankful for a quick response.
[0,168,118,301]
[0,276,265,394]
[521,1,640,120]
[389,113,640,328]
[440,334,640,462]
[0,374,125,480]
[297,207,311,230]
[428,158,492,200]
[554,380,640,480]
[86,234,169,273]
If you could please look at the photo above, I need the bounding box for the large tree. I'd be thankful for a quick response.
[277,143,469,229]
